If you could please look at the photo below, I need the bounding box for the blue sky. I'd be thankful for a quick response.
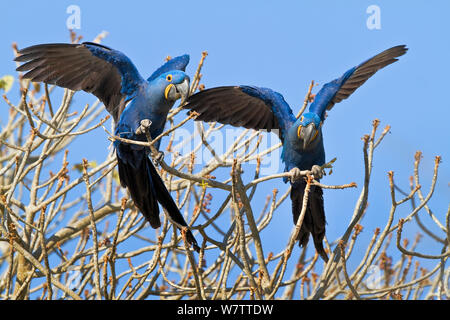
[1,0,449,295]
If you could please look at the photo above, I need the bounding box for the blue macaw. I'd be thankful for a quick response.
[15,42,199,251]
[184,45,408,261]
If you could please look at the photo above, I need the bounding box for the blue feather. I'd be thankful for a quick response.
[84,43,145,96]
[308,67,356,121]
[239,85,296,139]
[147,54,190,82]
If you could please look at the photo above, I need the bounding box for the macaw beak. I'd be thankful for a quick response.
[165,77,190,104]
[178,77,190,105]
[299,123,318,149]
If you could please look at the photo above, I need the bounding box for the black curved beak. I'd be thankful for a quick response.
[166,77,190,104]
[300,123,317,149]
[177,78,190,105]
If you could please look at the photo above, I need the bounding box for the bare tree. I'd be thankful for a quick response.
[0,32,448,300]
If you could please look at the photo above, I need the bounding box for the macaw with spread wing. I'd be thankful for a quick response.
[184,45,408,260]
[15,42,199,251]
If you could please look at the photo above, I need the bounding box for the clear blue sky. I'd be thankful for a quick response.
[1,0,449,292]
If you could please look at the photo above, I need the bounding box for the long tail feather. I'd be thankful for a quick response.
[148,158,200,252]
[291,181,328,262]
[117,151,199,252]
[117,154,161,228]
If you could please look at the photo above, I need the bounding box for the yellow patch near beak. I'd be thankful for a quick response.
[164,83,174,100]
[311,129,319,142]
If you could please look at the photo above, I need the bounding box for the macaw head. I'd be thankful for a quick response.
[293,112,322,149]
[154,70,190,105]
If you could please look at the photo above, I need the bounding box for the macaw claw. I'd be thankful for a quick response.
[135,119,152,135]
[289,165,324,183]
[311,165,325,180]
[152,151,164,166]
[289,167,302,182]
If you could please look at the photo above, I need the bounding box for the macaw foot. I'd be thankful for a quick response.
[152,150,164,166]
[289,167,302,182]
[135,119,152,135]
[311,165,325,180]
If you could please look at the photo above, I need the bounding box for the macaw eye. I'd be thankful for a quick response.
[166,74,173,82]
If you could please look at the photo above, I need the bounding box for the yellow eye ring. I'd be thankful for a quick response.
[166,74,172,82]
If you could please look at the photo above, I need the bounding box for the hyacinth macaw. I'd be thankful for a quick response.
[15,42,199,251]
[184,45,408,261]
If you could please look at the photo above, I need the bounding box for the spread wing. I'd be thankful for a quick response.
[309,45,408,121]
[184,85,296,140]
[15,42,145,122]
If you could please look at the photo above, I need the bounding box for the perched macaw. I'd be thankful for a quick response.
[184,45,408,261]
[15,42,199,251]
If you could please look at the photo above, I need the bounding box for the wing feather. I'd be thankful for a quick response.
[15,42,145,121]
[309,45,408,120]
[185,86,295,140]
